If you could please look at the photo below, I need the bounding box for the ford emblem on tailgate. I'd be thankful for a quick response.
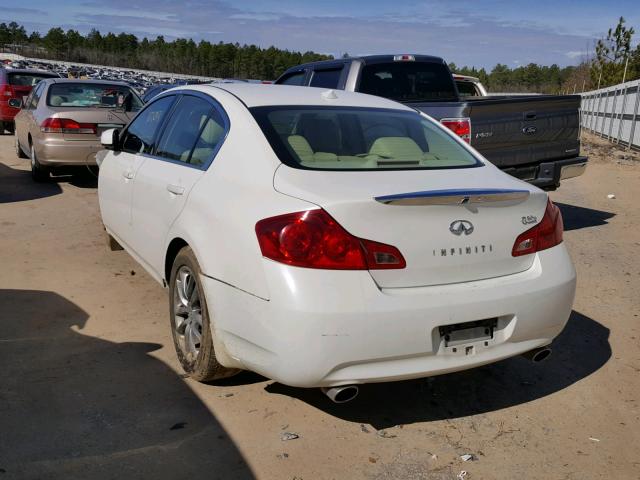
[522,126,537,135]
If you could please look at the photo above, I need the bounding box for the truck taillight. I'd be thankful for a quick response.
[512,199,563,257]
[41,118,97,134]
[441,118,471,144]
[255,209,406,270]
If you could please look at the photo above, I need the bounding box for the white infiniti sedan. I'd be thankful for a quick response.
[98,84,576,402]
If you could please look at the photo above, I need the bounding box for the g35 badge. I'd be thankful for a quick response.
[522,215,537,225]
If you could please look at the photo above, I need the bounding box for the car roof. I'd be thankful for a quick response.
[183,83,415,111]
[45,78,133,87]
[453,74,480,82]
[281,54,447,72]
[1,68,58,76]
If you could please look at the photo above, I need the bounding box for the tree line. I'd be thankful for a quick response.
[1,19,638,91]
[0,22,331,79]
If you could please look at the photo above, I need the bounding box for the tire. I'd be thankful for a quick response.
[6,122,14,135]
[30,144,50,182]
[169,246,238,382]
[15,137,28,159]
[0,121,4,135]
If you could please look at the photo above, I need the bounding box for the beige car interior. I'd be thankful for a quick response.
[287,133,470,169]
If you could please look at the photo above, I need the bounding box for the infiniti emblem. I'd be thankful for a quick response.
[449,220,474,236]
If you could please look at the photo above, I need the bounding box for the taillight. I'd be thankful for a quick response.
[441,118,471,144]
[1,84,15,98]
[512,199,563,257]
[255,209,406,270]
[41,118,97,134]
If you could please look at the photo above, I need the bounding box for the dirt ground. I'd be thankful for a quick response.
[0,131,638,480]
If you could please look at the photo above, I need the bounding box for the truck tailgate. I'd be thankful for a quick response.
[465,95,581,170]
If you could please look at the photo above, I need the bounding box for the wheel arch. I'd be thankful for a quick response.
[165,237,189,286]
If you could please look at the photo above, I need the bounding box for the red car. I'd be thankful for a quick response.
[1,68,59,134]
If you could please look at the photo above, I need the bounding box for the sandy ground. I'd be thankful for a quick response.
[0,131,638,480]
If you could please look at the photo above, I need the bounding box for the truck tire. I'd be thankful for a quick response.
[169,246,239,382]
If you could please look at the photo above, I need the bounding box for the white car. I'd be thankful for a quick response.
[98,84,576,402]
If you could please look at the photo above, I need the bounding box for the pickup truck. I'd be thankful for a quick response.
[275,54,587,190]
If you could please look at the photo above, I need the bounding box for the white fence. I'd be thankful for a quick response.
[580,79,640,150]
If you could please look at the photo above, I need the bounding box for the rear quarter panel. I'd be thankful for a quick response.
[165,90,317,300]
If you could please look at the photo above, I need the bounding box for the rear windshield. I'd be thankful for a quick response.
[359,62,457,102]
[47,83,143,111]
[251,106,481,171]
[8,73,56,87]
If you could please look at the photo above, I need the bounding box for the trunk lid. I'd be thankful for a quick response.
[274,164,548,288]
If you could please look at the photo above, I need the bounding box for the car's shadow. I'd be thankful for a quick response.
[0,162,62,203]
[266,311,610,430]
[556,202,615,231]
[0,290,254,480]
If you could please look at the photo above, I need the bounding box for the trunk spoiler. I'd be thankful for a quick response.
[375,188,530,206]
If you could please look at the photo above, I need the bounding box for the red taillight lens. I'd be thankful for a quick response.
[441,118,471,144]
[1,84,15,97]
[41,118,97,134]
[512,199,564,257]
[255,209,406,270]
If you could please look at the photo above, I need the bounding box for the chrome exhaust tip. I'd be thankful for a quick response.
[522,346,552,363]
[321,385,359,403]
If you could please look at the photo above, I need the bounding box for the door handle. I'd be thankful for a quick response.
[166,184,185,196]
[122,170,134,180]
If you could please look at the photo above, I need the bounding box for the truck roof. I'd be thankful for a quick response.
[284,54,447,71]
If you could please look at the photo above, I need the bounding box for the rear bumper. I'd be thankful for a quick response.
[506,156,588,191]
[201,245,576,388]
[34,137,100,166]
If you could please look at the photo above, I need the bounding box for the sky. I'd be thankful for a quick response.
[1,0,638,69]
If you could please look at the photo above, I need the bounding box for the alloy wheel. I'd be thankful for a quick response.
[173,266,203,362]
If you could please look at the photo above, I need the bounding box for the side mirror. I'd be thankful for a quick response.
[8,98,22,109]
[101,128,120,151]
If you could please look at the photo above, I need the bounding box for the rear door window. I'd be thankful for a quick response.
[309,68,342,88]
[154,95,215,164]
[121,95,175,154]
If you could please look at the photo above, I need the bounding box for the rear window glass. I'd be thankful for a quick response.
[8,73,56,87]
[359,62,457,102]
[47,83,143,111]
[456,81,480,97]
[251,106,481,171]
[310,69,342,88]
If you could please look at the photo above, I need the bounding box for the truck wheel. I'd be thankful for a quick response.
[30,145,50,182]
[6,122,14,135]
[169,246,239,382]
[15,138,28,159]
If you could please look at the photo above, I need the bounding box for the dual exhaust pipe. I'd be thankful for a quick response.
[320,347,551,403]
